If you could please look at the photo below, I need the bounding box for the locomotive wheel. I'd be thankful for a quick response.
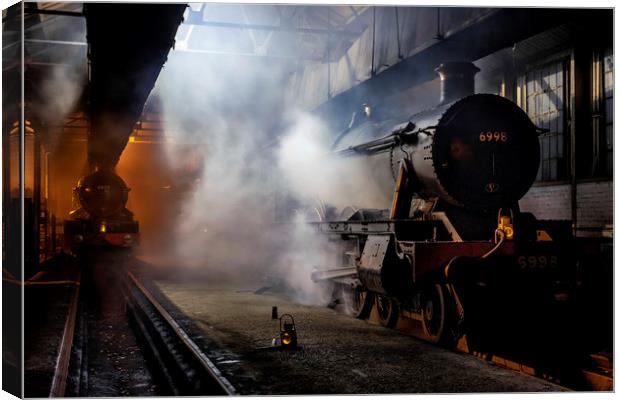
[374,294,399,328]
[421,284,456,344]
[343,288,373,319]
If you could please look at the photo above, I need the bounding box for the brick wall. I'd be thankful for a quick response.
[575,181,614,229]
[519,184,572,220]
[519,180,613,235]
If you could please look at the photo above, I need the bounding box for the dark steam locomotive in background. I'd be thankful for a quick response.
[64,169,139,250]
[305,62,611,384]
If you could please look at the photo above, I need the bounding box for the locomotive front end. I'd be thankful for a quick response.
[76,169,130,219]
[64,169,139,250]
[412,94,541,211]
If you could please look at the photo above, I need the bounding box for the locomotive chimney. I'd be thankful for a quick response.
[435,62,480,104]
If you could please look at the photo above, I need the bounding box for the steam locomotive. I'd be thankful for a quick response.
[64,169,139,250]
[307,63,611,380]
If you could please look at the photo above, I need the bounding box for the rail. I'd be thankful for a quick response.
[124,271,236,396]
[49,271,81,397]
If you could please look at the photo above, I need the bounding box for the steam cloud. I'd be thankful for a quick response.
[28,44,88,220]
[155,53,284,283]
[36,65,86,127]
[277,111,390,212]
[151,14,389,303]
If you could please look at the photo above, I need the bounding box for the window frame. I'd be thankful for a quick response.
[591,47,614,178]
[517,52,571,183]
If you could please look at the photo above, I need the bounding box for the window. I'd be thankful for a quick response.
[591,48,614,177]
[517,60,568,181]
[603,49,613,176]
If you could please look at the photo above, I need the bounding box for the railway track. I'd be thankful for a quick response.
[44,256,236,397]
[44,258,609,395]
[123,270,237,396]
[44,274,82,398]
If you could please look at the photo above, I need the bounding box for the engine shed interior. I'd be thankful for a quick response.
[1,2,615,397]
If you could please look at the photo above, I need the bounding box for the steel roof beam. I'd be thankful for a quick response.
[17,38,319,61]
[25,38,87,47]
[23,7,84,18]
[171,47,322,61]
[184,10,361,38]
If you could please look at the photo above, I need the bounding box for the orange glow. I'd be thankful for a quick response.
[281,332,292,346]
[9,120,36,197]
[498,216,514,239]
[116,140,189,259]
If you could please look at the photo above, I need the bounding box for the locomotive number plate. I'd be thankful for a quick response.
[517,255,558,269]
[479,131,508,142]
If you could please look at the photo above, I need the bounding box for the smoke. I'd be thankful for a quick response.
[277,110,390,212]
[30,40,87,132]
[151,11,389,303]
[269,213,351,305]
[36,65,86,127]
[154,52,288,284]
[25,37,88,222]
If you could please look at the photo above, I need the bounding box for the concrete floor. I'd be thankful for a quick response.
[155,280,567,395]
